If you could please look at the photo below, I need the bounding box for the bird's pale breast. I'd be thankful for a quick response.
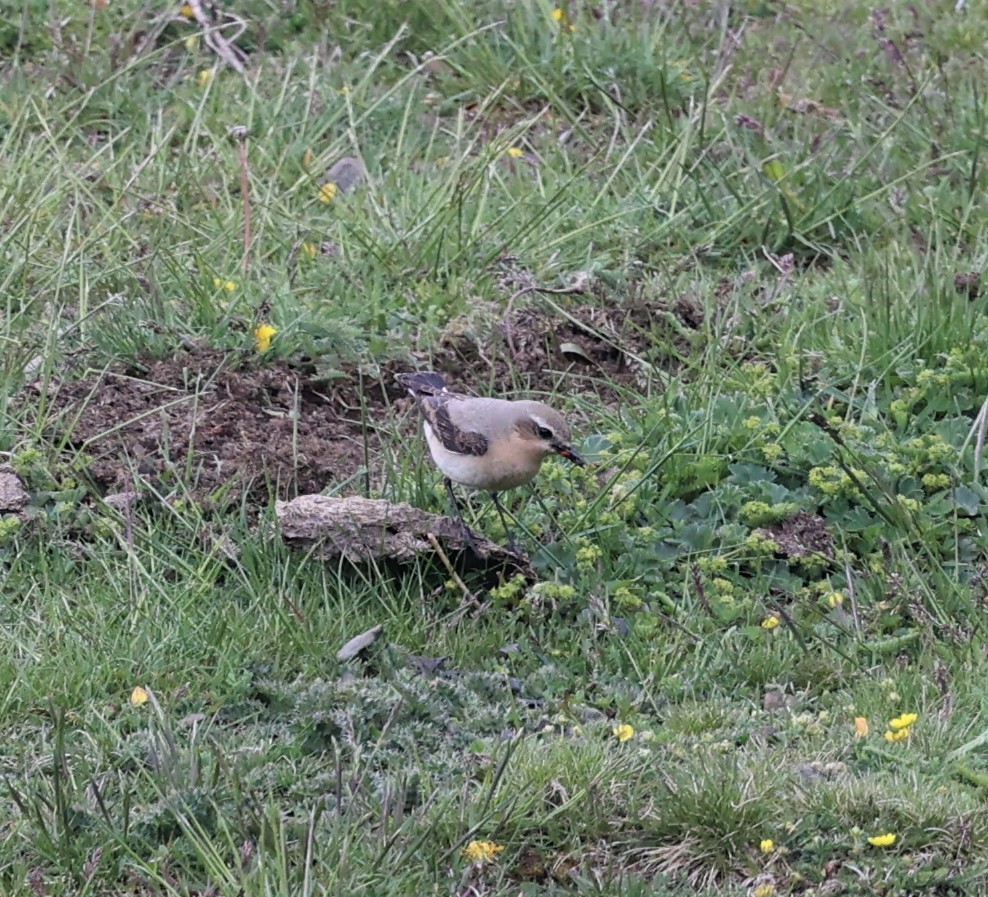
[423,423,541,491]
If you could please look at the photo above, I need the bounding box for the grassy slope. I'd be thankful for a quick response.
[2,1,988,894]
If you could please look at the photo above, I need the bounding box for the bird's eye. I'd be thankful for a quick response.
[536,425,553,440]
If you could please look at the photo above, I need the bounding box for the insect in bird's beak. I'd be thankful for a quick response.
[554,444,586,466]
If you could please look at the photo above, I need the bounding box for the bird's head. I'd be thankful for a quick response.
[515,402,586,467]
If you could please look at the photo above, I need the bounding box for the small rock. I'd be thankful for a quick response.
[610,617,630,637]
[796,763,825,783]
[103,490,141,513]
[325,156,365,194]
[763,689,798,712]
[573,704,608,724]
[336,624,384,661]
[23,356,45,383]
[0,464,29,513]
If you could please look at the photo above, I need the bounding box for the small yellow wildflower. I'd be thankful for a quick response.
[613,724,635,743]
[506,146,525,158]
[254,323,277,353]
[761,615,781,630]
[889,713,918,730]
[180,3,195,18]
[213,277,237,292]
[551,7,575,30]
[854,716,869,738]
[183,35,199,52]
[884,727,910,742]
[130,686,149,705]
[827,592,845,607]
[318,181,338,203]
[463,840,505,863]
[300,242,318,259]
[759,839,774,853]
[753,885,776,897]
[195,67,215,88]
[867,833,896,847]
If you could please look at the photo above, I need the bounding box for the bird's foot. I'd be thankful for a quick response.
[458,522,483,556]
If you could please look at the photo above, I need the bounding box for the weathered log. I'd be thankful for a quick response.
[275,494,532,577]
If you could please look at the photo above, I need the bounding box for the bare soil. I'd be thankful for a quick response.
[37,350,391,507]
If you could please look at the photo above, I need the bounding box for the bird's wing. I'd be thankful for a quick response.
[421,394,489,456]
[397,372,488,456]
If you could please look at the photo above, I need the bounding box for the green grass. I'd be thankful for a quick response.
[2,0,988,894]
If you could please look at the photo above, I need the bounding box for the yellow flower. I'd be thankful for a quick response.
[759,839,774,853]
[613,724,635,743]
[854,716,869,738]
[130,686,149,705]
[254,323,277,353]
[884,727,910,742]
[195,67,215,88]
[827,591,844,607]
[551,7,575,29]
[318,181,338,203]
[180,3,195,18]
[753,885,776,897]
[213,277,237,292]
[463,840,504,863]
[889,713,918,730]
[300,242,318,259]
[761,615,780,630]
[183,35,199,52]
[867,833,896,847]
[506,146,524,158]
[551,6,576,31]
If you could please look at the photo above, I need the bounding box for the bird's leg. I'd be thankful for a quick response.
[444,477,479,551]
[491,493,523,556]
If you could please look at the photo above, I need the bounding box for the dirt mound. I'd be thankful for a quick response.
[38,350,399,506]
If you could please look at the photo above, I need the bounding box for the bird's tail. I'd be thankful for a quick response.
[395,371,449,397]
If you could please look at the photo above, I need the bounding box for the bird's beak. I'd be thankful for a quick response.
[554,443,586,466]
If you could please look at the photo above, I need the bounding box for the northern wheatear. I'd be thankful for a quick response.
[396,371,585,548]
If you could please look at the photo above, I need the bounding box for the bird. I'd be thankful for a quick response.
[396,371,585,550]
